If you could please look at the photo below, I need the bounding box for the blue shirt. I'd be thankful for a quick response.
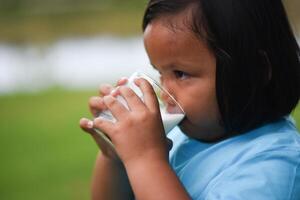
[168,117,300,200]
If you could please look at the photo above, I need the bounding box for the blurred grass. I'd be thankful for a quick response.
[0,89,98,200]
[0,1,299,199]
[0,89,299,200]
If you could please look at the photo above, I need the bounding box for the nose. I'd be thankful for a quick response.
[159,78,182,114]
[160,77,175,104]
[161,90,176,105]
[160,76,176,102]
[160,89,184,114]
[160,76,173,94]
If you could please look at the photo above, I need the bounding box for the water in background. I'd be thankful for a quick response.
[1,36,299,94]
[0,35,158,94]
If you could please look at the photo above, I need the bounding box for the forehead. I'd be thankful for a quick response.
[143,18,213,70]
[144,20,195,47]
[143,12,198,48]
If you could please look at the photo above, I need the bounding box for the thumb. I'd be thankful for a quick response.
[79,118,119,159]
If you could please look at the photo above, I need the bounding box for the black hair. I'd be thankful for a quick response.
[142,0,300,135]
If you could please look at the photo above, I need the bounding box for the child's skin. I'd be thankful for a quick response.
[80,9,226,200]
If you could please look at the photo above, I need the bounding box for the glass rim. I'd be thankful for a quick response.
[129,71,185,115]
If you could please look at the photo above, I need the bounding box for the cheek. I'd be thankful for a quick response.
[181,85,220,123]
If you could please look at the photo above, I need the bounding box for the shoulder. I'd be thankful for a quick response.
[204,118,300,199]
[169,117,300,200]
[202,147,300,200]
[169,117,300,164]
[239,117,300,161]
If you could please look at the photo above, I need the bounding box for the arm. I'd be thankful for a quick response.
[80,119,134,200]
[91,152,133,200]
[80,80,133,200]
[125,157,190,200]
[92,78,191,200]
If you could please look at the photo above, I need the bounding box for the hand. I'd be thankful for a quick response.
[79,78,127,161]
[92,78,170,166]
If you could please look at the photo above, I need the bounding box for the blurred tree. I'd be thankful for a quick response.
[0,0,298,43]
[0,0,147,43]
[284,0,300,35]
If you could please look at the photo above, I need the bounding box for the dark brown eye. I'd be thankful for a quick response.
[174,70,189,80]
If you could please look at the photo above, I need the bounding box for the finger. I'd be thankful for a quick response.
[80,118,114,151]
[80,118,95,131]
[109,77,128,97]
[89,96,107,117]
[134,78,159,111]
[116,77,128,86]
[99,77,127,97]
[93,117,115,139]
[118,86,146,111]
[99,84,114,96]
[80,118,106,143]
[103,95,129,121]
[110,86,121,97]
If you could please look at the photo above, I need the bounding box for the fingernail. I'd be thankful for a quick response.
[110,86,120,96]
[120,77,127,81]
[110,86,119,93]
[87,120,94,129]
[99,84,112,94]
[118,76,128,84]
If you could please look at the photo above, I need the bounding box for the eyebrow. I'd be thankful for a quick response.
[150,62,178,71]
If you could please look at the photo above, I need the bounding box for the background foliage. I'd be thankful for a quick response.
[0,0,298,43]
[0,0,299,199]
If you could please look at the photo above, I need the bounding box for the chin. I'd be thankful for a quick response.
[178,119,225,143]
[178,119,194,136]
[178,124,203,140]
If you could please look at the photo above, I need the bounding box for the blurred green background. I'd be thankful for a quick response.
[0,0,299,43]
[0,0,147,43]
[0,0,299,200]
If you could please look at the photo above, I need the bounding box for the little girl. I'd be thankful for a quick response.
[80,0,300,199]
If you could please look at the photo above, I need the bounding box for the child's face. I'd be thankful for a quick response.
[143,17,225,142]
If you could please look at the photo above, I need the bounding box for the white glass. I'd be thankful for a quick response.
[94,71,185,150]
